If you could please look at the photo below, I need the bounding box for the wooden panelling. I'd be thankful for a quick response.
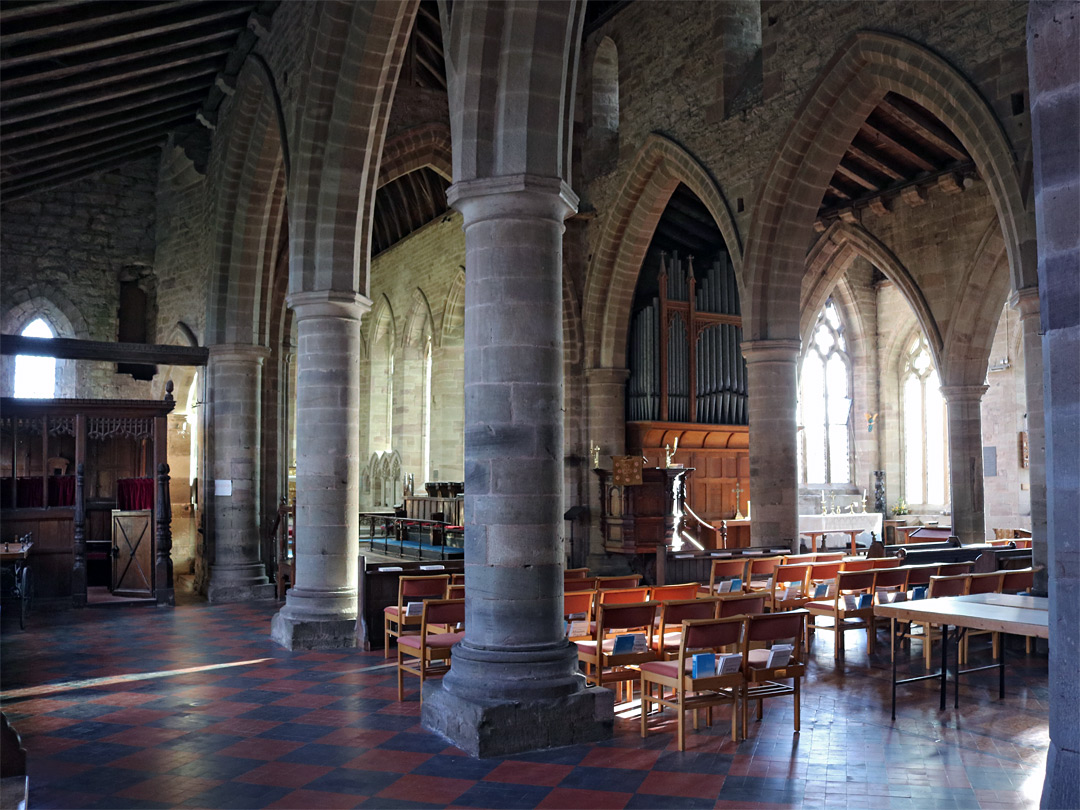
[2,508,73,607]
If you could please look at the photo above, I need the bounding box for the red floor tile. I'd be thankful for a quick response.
[376,773,476,805]
[236,761,335,789]
[484,760,576,787]
[536,787,632,809]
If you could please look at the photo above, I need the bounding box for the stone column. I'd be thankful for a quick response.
[585,366,629,563]
[1029,3,1079,806]
[741,339,801,550]
[940,385,988,544]
[271,291,368,650]
[1010,286,1048,592]
[421,175,613,757]
[207,344,274,602]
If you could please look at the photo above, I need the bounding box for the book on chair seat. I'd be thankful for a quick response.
[716,653,742,675]
[765,644,794,669]
[612,634,647,655]
[692,653,716,678]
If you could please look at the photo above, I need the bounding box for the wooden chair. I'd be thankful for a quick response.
[767,563,812,612]
[640,616,746,748]
[396,598,465,702]
[717,592,766,618]
[936,562,974,577]
[806,561,842,596]
[1001,568,1036,653]
[745,557,784,592]
[596,574,643,590]
[564,590,596,642]
[806,570,876,661]
[564,577,600,592]
[653,597,720,659]
[704,559,747,595]
[575,600,659,701]
[912,574,969,667]
[742,610,808,737]
[274,502,295,600]
[871,566,910,658]
[564,567,590,579]
[383,574,450,658]
[451,573,465,586]
[649,582,701,602]
[598,586,651,605]
[870,557,901,569]
[840,558,874,572]
[961,572,1005,663]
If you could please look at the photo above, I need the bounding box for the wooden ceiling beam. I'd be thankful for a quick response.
[846,138,906,180]
[414,51,446,90]
[3,115,186,172]
[835,159,882,192]
[4,131,170,181]
[1,147,161,200]
[1,92,202,148]
[0,2,191,46]
[1,6,253,69]
[1,79,208,133]
[1,62,218,120]
[0,28,236,88]
[879,94,969,161]
[0,1,88,25]
[858,119,937,173]
[0,334,208,366]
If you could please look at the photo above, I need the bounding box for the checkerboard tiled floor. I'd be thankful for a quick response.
[1,599,1048,809]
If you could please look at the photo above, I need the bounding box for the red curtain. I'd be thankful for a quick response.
[48,476,76,507]
[117,477,154,511]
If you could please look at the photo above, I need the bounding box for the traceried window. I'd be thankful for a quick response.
[799,300,852,484]
[14,318,57,398]
[902,333,948,505]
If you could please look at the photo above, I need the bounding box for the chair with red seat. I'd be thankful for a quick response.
[564,589,596,642]
[383,574,450,658]
[564,577,600,592]
[742,610,808,736]
[910,574,970,667]
[767,563,812,612]
[745,556,784,593]
[961,572,1005,663]
[598,586,651,605]
[653,597,720,659]
[704,559,747,595]
[806,570,876,661]
[649,582,701,602]
[575,600,659,701]
[596,574,643,590]
[396,598,464,702]
[717,592,766,618]
[640,616,746,748]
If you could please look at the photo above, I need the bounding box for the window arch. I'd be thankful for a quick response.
[14,318,58,398]
[902,333,948,506]
[799,299,852,484]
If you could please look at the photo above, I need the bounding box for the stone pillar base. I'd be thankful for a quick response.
[207,581,275,603]
[270,611,357,651]
[1043,743,1079,810]
[421,681,614,758]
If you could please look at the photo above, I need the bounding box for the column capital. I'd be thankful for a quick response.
[740,338,802,364]
[585,366,631,385]
[447,174,578,225]
[286,290,372,322]
[939,383,989,404]
[1008,285,1041,321]
[208,343,271,364]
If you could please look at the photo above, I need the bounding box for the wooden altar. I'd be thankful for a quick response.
[0,397,175,608]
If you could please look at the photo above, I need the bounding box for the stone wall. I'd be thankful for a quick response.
[1,158,161,400]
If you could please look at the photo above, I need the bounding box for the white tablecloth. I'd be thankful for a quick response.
[799,513,883,536]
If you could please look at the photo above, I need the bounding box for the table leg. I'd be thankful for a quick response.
[891,617,898,721]
[954,628,960,709]
[940,623,948,711]
[999,636,1006,700]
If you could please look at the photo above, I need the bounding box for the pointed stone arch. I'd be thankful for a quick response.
[369,294,397,347]
[379,122,453,187]
[584,133,744,370]
[744,31,1031,342]
[802,221,944,372]
[402,288,435,357]
[440,268,465,346]
[288,0,417,297]
[206,70,286,348]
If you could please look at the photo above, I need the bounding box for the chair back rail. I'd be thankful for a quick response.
[967,572,1004,594]
[928,574,969,598]
[681,616,744,652]
[718,593,766,617]
[564,590,595,619]
[564,567,590,579]
[599,587,651,605]
[649,582,700,602]
[596,600,660,636]
[1001,568,1035,593]
[596,575,644,590]
[564,577,600,592]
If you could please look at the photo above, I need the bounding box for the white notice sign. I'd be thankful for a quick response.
[215,479,233,496]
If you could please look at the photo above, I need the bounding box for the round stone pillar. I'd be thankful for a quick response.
[741,339,801,551]
[421,175,614,757]
[1010,286,1048,592]
[940,385,989,544]
[271,291,369,650]
[207,344,274,602]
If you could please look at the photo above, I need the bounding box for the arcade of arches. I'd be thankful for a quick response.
[0,1,1076,804]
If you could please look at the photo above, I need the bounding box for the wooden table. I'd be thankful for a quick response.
[876,593,1048,719]
[799,513,882,554]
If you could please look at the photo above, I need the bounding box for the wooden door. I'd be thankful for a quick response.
[111,510,153,597]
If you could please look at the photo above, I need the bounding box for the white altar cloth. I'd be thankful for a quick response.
[799,513,883,537]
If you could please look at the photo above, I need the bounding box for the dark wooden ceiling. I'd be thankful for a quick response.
[0,1,278,201]
[371,167,450,258]
[819,92,974,217]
